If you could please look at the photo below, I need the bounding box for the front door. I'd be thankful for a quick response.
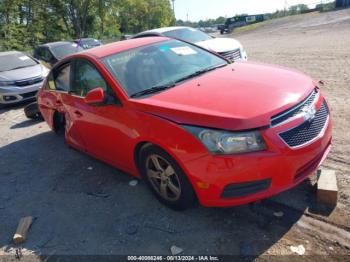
[64,59,130,169]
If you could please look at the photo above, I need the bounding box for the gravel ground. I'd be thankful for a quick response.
[0,9,350,260]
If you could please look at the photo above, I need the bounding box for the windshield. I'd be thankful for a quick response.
[163,28,212,43]
[51,43,84,59]
[102,39,227,97]
[0,53,38,72]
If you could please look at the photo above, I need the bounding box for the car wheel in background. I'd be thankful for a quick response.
[24,102,42,120]
[139,144,197,210]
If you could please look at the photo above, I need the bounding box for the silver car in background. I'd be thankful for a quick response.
[0,51,49,107]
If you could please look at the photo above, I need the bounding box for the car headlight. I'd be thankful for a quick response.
[0,80,16,87]
[182,125,266,154]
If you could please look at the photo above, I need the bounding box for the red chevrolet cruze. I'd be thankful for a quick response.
[38,37,332,210]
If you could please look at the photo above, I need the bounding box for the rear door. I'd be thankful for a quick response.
[38,62,86,149]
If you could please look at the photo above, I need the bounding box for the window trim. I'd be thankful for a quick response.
[45,61,71,93]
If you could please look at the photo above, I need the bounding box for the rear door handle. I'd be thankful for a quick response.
[56,100,62,106]
[74,110,83,118]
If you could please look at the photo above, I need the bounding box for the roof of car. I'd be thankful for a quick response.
[37,41,75,48]
[0,51,23,56]
[83,37,169,58]
[74,38,98,42]
[143,26,189,34]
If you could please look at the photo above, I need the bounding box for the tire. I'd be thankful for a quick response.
[24,102,42,120]
[139,145,196,210]
[53,111,65,135]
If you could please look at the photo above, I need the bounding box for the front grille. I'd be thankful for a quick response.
[15,76,43,87]
[219,49,241,61]
[271,89,318,126]
[279,100,329,147]
[21,91,37,99]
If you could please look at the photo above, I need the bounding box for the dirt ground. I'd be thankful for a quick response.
[0,9,350,260]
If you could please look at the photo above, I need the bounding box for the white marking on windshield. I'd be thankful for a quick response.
[170,46,197,56]
[19,56,30,61]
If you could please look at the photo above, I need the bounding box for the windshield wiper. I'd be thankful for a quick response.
[174,63,227,84]
[130,82,176,98]
[129,63,227,98]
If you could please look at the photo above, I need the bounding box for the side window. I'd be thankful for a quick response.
[46,72,56,90]
[37,48,44,59]
[54,64,71,92]
[42,48,53,62]
[71,60,108,97]
[37,48,49,61]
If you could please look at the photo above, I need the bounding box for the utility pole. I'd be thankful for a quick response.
[171,0,176,25]
[284,0,288,16]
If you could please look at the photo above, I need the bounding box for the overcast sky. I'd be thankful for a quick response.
[173,0,333,21]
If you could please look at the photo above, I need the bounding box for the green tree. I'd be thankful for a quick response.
[0,0,175,51]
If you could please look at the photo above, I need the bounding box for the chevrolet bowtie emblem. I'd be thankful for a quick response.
[302,105,316,122]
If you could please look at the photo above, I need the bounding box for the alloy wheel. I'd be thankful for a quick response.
[145,154,181,201]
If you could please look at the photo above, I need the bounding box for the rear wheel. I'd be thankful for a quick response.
[53,111,65,135]
[139,145,196,210]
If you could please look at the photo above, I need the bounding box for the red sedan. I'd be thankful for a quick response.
[37,37,332,210]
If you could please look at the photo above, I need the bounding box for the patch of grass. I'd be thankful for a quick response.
[233,21,267,33]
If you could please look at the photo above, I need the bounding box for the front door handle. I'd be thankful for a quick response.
[74,110,83,118]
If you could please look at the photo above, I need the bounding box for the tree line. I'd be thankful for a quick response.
[0,0,174,51]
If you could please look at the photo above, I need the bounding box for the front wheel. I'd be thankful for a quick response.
[139,145,196,210]
[24,102,42,120]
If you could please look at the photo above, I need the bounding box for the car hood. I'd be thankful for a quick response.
[130,62,316,131]
[195,37,243,53]
[0,64,45,81]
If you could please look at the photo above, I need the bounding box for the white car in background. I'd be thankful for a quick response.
[132,26,247,62]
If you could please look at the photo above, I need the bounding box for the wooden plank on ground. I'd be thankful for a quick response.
[13,216,34,244]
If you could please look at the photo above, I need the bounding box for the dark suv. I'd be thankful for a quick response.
[33,41,84,68]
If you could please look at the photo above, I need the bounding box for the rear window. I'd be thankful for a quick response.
[163,28,212,43]
[79,39,101,48]
[0,53,38,72]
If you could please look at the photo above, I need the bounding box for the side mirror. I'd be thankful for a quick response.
[84,87,105,104]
